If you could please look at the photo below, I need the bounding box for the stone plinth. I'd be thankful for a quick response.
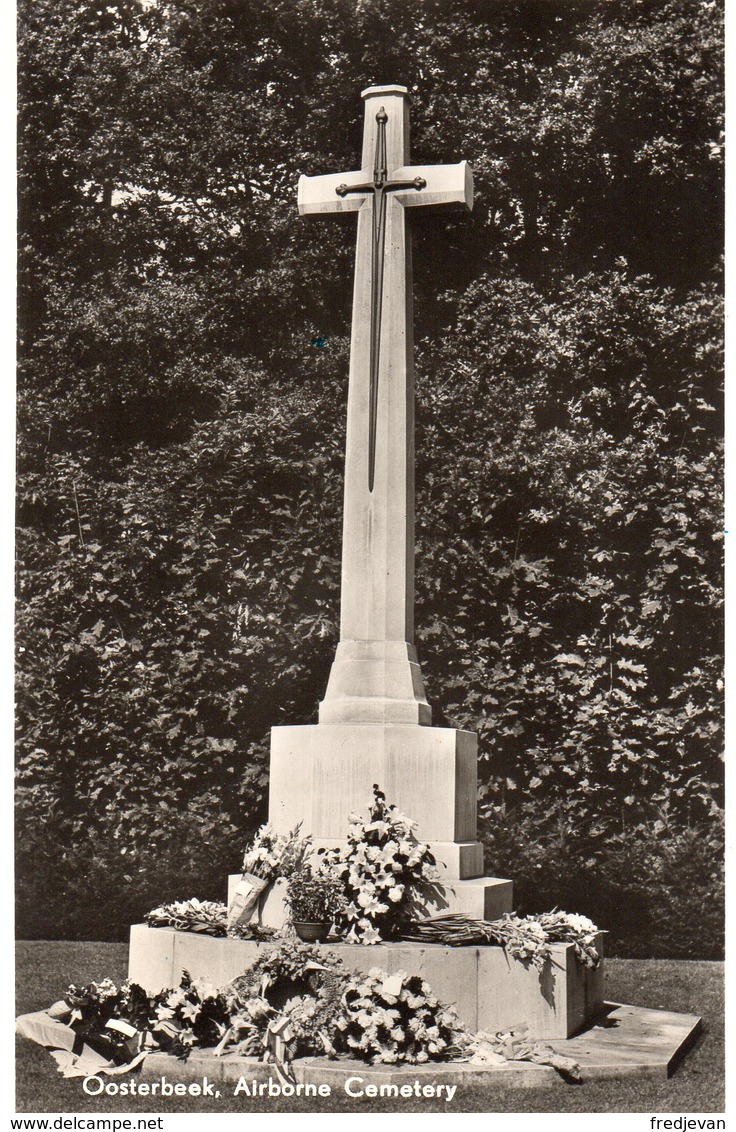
[269,722,478,845]
[226,874,513,928]
[128,925,605,1040]
[266,721,512,923]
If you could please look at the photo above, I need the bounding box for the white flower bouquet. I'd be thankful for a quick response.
[227,823,311,929]
[399,910,603,969]
[318,785,438,945]
[337,967,465,1064]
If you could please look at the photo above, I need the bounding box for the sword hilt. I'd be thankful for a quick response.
[336,176,426,198]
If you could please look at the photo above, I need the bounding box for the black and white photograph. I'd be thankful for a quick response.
[13,0,725,1124]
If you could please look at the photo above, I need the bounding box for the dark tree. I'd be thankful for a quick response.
[17,0,723,951]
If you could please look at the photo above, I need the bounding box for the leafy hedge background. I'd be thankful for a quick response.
[17,0,723,956]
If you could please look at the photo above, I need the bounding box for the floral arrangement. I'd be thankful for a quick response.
[146,898,276,940]
[14,978,157,1077]
[400,911,602,969]
[273,990,344,1060]
[534,911,602,968]
[494,915,551,968]
[229,823,312,928]
[146,898,231,936]
[466,1025,581,1080]
[152,970,230,1058]
[220,945,464,1068]
[228,940,346,1002]
[241,823,312,881]
[18,943,589,1081]
[63,978,130,1039]
[318,785,438,945]
[55,971,231,1062]
[63,978,152,1048]
[285,868,345,925]
[493,912,601,970]
[219,942,350,1062]
[337,967,465,1065]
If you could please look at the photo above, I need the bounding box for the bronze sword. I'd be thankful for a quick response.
[337,108,425,491]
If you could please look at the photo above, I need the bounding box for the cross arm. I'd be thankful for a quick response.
[297,169,370,216]
[298,160,473,216]
[390,160,473,212]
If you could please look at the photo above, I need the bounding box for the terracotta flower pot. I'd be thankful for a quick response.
[293,921,331,942]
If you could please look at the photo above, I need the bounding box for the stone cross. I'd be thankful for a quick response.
[298,85,473,726]
[270,87,509,915]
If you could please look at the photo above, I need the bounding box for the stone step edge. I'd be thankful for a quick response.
[227,873,514,929]
[134,1002,702,1090]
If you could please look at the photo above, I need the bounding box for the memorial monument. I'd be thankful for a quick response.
[268,84,510,918]
[128,86,701,1076]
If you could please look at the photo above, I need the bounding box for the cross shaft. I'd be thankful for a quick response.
[336,106,427,491]
[297,84,472,725]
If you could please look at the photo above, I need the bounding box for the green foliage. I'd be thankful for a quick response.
[481,799,725,959]
[17,0,722,945]
[15,811,238,941]
[229,939,346,1004]
[285,869,345,924]
[223,941,350,1059]
[415,266,723,820]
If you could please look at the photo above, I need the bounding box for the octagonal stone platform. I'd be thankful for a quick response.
[137,1002,701,1091]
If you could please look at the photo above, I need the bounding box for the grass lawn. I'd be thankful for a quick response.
[15,941,724,1115]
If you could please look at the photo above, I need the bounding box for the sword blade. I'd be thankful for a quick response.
[334,107,424,493]
[368,184,387,493]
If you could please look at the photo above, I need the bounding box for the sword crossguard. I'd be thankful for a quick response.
[335,176,426,199]
[383,176,427,193]
[336,182,371,198]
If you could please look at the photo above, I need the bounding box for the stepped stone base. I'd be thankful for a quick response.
[227,873,514,929]
[417,876,514,920]
[128,925,605,1040]
[266,721,515,926]
[138,1002,702,1089]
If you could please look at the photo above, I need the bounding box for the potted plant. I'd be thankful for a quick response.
[285,869,344,942]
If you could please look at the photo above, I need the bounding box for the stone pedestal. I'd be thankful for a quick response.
[227,873,514,928]
[266,720,512,920]
[269,722,476,843]
[128,925,606,1040]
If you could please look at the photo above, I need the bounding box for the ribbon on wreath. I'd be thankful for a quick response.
[263,1015,297,1085]
[16,1003,155,1078]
